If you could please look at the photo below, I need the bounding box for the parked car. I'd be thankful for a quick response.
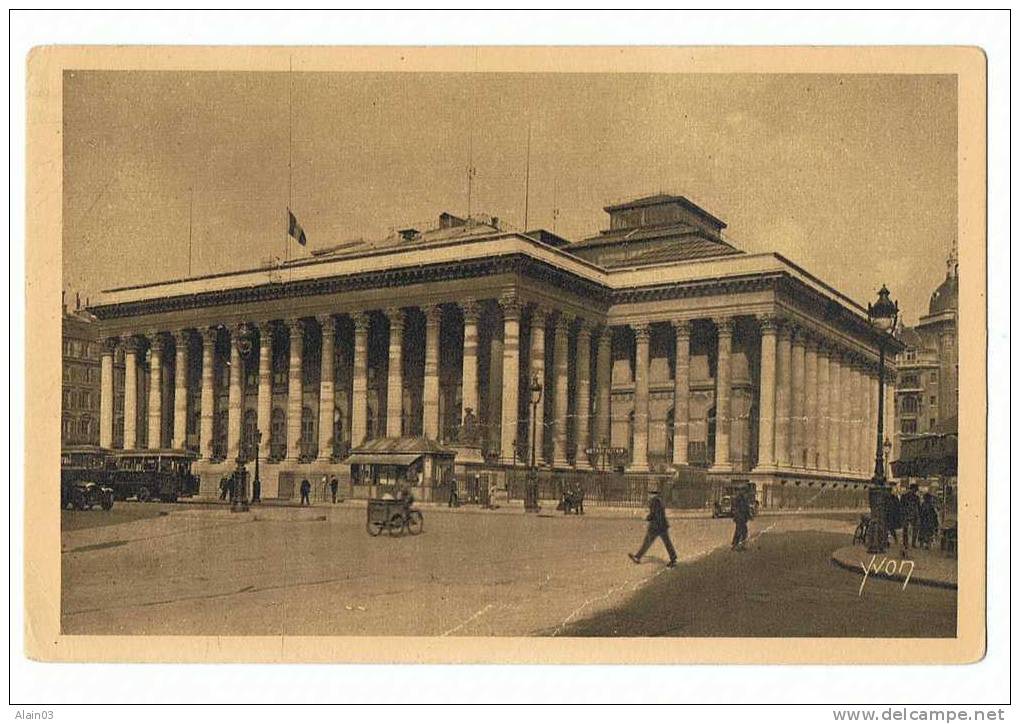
[61,479,115,511]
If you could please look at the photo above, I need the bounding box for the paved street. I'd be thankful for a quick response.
[61,503,953,637]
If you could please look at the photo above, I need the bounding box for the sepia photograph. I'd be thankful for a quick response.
[23,42,987,668]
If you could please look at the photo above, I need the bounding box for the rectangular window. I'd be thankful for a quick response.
[930,396,936,406]
[930,372,937,383]
[930,418,937,429]
[901,419,917,434]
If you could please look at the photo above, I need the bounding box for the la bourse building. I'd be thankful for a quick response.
[89,194,898,506]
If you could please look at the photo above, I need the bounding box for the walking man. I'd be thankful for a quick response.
[731,486,752,551]
[629,488,678,568]
[299,478,311,506]
[329,475,339,504]
[900,483,922,552]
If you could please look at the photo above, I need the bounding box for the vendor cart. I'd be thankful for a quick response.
[366,498,424,537]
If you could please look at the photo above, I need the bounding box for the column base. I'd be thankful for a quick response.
[709,462,733,474]
[626,462,649,473]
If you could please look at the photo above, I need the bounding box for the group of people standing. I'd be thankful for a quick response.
[884,483,940,552]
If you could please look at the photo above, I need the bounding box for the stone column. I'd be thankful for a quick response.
[774,322,792,467]
[595,327,612,447]
[790,328,806,467]
[422,305,442,440]
[861,366,874,474]
[198,328,216,460]
[99,337,116,449]
[385,308,405,438]
[755,315,778,470]
[146,333,164,449]
[528,306,547,463]
[712,318,733,470]
[848,362,862,474]
[499,296,521,463]
[804,335,819,470]
[256,323,273,460]
[226,325,244,462]
[827,349,842,472]
[839,354,853,472]
[350,313,370,446]
[551,313,571,468]
[172,330,189,449]
[317,314,336,461]
[285,319,304,462]
[122,337,139,449]
[816,344,831,472]
[574,320,592,466]
[460,302,480,433]
[630,323,651,472]
[672,320,692,466]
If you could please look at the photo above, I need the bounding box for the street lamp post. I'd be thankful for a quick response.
[866,284,899,553]
[526,373,543,512]
[252,429,262,504]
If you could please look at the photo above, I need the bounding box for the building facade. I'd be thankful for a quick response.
[88,194,899,501]
[61,304,101,446]
[894,250,958,443]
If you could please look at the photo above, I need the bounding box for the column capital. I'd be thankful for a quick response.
[285,317,306,336]
[498,294,521,320]
[632,323,651,341]
[122,334,144,353]
[529,304,547,328]
[352,311,371,332]
[459,299,481,323]
[385,307,406,329]
[172,329,191,346]
[315,312,335,330]
[553,312,573,333]
[597,325,613,347]
[576,318,594,339]
[423,303,443,325]
[714,317,734,337]
[199,326,219,345]
[147,331,167,353]
[776,319,794,341]
[758,313,780,334]
[672,318,693,339]
[100,336,120,354]
[803,330,821,352]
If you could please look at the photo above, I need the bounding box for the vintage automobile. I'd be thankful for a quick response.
[108,449,200,502]
[61,479,115,511]
[712,481,758,519]
[61,445,115,486]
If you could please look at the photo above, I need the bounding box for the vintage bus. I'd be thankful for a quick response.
[60,445,116,486]
[108,449,200,502]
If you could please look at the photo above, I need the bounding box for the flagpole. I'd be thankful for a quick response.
[523,121,532,230]
[286,55,293,269]
[187,185,194,277]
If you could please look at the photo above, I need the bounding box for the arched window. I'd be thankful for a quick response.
[300,406,316,459]
[242,409,258,461]
[270,407,287,460]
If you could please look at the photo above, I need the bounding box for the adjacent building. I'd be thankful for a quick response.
[894,250,958,455]
[87,193,900,504]
[61,302,101,446]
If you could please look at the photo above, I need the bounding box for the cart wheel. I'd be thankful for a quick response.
[406,511,424,536]
[137,487,151,503]
[387,513,405,536]
[366,519,384,537]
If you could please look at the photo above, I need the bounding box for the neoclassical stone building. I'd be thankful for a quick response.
[89,194,898,500]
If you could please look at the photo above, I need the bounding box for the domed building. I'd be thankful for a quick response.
[894,247,958,448]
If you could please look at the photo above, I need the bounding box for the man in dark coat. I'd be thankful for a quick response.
[329,475,339,504]
[299,478,311,506]
[629,488,677,568]
[731,487,752,551]
[919,492,939,549]
[900,484,922,550]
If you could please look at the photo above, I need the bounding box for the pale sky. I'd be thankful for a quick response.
[63,71,957,324]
